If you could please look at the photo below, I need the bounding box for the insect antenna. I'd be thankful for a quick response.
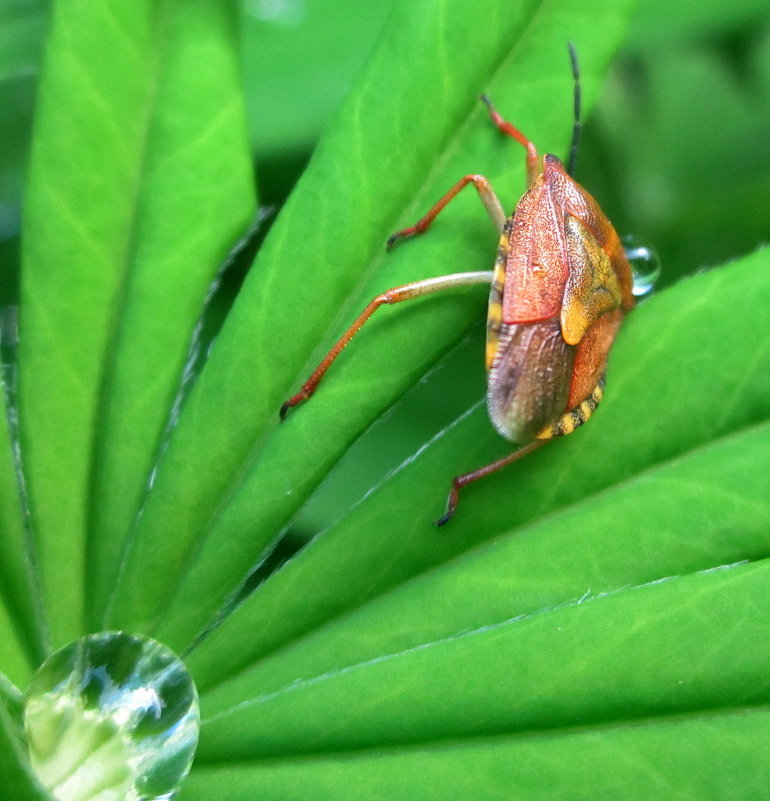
[566,41,582,176]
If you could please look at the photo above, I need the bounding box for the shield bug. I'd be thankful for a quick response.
[280,45,636,524]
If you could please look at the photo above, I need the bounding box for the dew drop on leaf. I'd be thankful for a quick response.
[622,234,661,297]
[23,632,199,801]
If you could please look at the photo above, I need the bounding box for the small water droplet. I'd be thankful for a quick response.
[622,235,661,297]
[23,632,199,801]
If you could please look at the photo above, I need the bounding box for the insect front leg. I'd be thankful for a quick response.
[479,95,540,187]
[387,174,506,249]
[279,271,493,419]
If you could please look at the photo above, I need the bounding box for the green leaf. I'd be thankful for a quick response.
[184,706,770,800]
[196,559,770,758]
[105,0,639,650]
[19,0,256,647]
[0,606,31,692]
[0,372,42,682]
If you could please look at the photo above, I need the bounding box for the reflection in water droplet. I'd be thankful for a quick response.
[23,632,199,801]
[622,235,661,297]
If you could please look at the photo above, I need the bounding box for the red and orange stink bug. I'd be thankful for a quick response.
[281,46,636,525]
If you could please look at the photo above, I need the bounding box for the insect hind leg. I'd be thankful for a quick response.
[437,377,606,525]
[437,439,547,526]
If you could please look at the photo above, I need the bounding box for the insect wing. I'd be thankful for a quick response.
[501,172,569,325]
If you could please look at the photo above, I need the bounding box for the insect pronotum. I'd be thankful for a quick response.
[280,45,635,525]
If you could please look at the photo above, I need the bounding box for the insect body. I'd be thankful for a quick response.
[281,47,635,524]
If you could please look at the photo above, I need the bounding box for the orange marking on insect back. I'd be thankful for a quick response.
[561,214,623,345]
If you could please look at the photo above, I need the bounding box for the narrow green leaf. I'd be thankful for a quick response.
[19,0,255,646]
[184,707,770,801]
[86,0,256,628]
[106,0,638,650]
[0,375,42,679]
[21,0,160,646]
[0,670,22,715]
[197,559,770,759]
[0,601,31,690]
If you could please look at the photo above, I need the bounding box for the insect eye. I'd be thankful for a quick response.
[622,235,661,297]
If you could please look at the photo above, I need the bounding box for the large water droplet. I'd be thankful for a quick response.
[23,632,199,801]
[622,234,661,297]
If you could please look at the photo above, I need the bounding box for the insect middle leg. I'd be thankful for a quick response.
[279,271,494,419]
[281,171,507,418]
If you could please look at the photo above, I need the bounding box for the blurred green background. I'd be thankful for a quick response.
[2,0,768,541]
